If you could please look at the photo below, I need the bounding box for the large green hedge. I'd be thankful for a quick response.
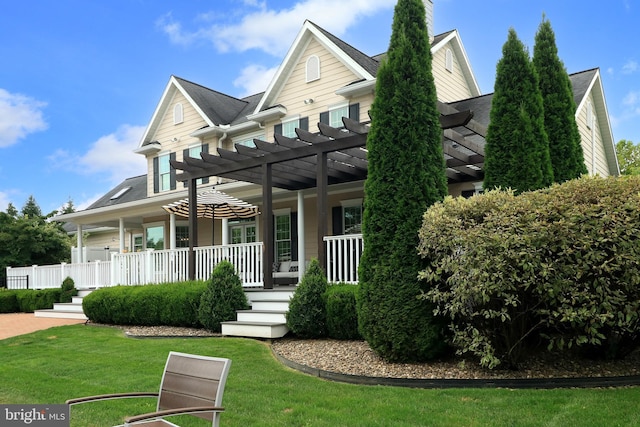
[418,176,640,368]
[82,281,207,327]
[0,288,64,313]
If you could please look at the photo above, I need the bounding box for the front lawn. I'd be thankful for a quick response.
[0,325,639,426]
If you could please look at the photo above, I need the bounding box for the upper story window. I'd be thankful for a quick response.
[282,118,299,138]
[275,116,308,138]
[234,132,265,149]
[158,153,172,192]
[329,104,349,128]
[445,49,453,73]
[185,144,209,186]
[306,55,320,82]
[173,103,184,124]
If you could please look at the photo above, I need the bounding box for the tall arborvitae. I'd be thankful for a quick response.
[484,28,554,193]
[358,0,448,362]
[533,16,587,182]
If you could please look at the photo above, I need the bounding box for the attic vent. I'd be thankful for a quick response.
[110,187,131,200]
[445,48,453,72]
[306,55,320,82]
[174,103,184,124]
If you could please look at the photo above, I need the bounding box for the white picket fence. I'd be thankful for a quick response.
[5,235,364,289]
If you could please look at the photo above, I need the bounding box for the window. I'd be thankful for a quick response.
[306,55,320,82]
[234,132,265,149]
[329,105,349,128]
[133,234,143,252]
[282,119,299,138]
[445,48,453,72]
[176,225,189,248]
[173,103,184,124]
[158,153,171,192]
[275,213,291,262]
[145,225,164,250]
[187,145,208,185]
[229,218,257,244]
[341,200,363,234]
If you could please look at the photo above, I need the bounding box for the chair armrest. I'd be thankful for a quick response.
[66,392,158,405]
[124,405,224,424]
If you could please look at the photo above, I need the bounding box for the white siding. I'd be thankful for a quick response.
[576,93,610,177]
[432,42,474,102]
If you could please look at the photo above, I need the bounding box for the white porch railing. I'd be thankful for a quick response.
[111,242,263,287]
[6,236,364,289]
[6,261,112,290]
[324,233,363,284]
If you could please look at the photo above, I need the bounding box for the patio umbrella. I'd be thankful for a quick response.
[163,188,259,245]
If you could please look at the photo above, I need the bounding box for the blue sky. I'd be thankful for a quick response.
[0,0,638,214]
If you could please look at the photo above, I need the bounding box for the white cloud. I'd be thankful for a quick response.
[0,88,48,148]
[623,91,640,106]
[48,125,147,186]
[233,64,279,97]
[159,0,396,56]
[622,60,638,74]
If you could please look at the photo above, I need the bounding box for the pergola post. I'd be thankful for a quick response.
[317,152,328,271]
[262,163,274,289]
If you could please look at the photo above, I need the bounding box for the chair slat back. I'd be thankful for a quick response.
[157,352,231,425]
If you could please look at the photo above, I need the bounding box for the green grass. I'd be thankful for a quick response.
[1,325,639,426]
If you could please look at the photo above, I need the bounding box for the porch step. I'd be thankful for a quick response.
[250,299,291,311]
[220,321,289,339]
[236,309,287,324]
[33,289,92,320]
[34,309,88,320]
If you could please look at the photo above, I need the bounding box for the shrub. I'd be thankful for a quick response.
[0,289,19,313]
[418,176,640,369]
[286,259,328,338]
[325,284,361,340]
[198,261,248,333]
[83,281,207,326]
[16,289,61,312]
[60,277,77,303]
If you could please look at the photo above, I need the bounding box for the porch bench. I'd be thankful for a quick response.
[273,261,301,285]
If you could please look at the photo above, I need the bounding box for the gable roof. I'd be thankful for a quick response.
[87,175,148,210]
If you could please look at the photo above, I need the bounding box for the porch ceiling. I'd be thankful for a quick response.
[170,103,487,190]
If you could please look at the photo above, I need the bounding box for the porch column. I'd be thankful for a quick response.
[76,224,83,263]
[119,218,125,253]
[188,178,198,280]
[221,218,229,245]
[169,213,176,249]
[297,190,305,281]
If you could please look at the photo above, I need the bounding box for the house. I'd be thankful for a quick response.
[52,0,618,289]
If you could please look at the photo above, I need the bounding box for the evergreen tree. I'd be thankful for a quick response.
[358,0,448,362]
[533,16,587,182]
[484,28,554,194]
[21,195,43,219]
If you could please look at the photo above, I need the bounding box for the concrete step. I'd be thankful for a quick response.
[250,300,291,311]
[34,309,88,320]
[53,302,84,313]
[245,287,295,304]
[221,321,288,339]
[71,296,85,304]
[236,310,287,324]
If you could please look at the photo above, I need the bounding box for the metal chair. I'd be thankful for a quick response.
[67,351,231,426]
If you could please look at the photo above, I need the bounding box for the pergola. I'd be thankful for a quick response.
[170,102,487,288]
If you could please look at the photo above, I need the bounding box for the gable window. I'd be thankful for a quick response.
[173,103,184,124]
[445,48,453,72]
[306,55,320,82]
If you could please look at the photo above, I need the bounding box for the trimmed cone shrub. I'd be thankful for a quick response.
[60,276,77,303]
[198,261,248,333]
[325,284,361,340]
[286,259,328,338]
